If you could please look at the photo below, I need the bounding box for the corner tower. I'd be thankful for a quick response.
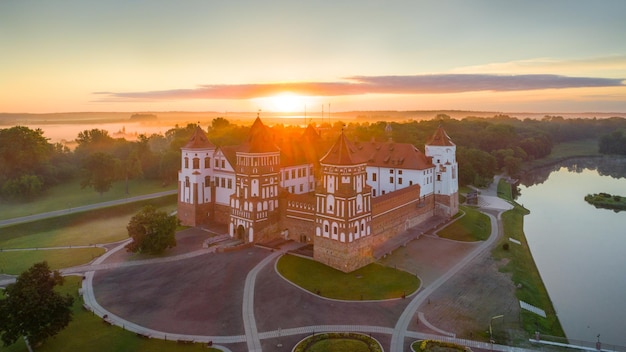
[178,126,216,226]
[425,124,459,218]
[314,132,373,272]
[229,117,281,243]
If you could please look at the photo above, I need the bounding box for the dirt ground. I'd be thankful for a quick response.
[380,233,530,347]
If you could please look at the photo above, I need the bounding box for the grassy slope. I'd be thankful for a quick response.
[0,195,177,249]
[277,254,419,300]
[0,248,105,275]
[492,182,565,338]
[437,205,491,241]
[0,179,176,220]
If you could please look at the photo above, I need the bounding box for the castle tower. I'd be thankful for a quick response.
[178,126,216,226]
[425,124,459,218]
[314,132,373,272]
[229,117,281,243]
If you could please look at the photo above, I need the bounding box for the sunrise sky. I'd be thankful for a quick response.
[2,0,626,114]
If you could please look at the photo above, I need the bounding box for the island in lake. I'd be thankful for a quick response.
[584,192,626,212]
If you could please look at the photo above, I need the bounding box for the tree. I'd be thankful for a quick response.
[80,152,118,196]
[0,262,73,347]
[1,174,43,200]
[0,126,52,198]
[125,205,178,254]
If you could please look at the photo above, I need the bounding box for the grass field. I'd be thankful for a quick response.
[0,179,176,220]
[3,276,220,352]
[524,139,600,171]
[0,247,105,275]
[0,195,177,249]
[492,204,565,337]
[437,205,491,241]
[277,254,419,300]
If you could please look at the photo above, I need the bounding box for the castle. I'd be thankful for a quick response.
[178,117,458,272]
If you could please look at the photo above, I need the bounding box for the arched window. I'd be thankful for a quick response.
[205,157,211,168]
[184,157,189,169]
[185,177,190,187]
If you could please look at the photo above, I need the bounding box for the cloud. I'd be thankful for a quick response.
[95,74,625,101]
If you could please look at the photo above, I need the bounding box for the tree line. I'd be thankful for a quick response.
[2,114,626,200]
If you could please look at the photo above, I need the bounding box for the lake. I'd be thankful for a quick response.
[518,157,626,346]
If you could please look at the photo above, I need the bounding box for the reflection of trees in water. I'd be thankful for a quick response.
[520,156,626,187]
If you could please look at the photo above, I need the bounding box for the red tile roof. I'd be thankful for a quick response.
[183,126,215,149]
[320,132,367,165]
[353,141,432,170]
[239,117,280,153]
[427,126,455,146]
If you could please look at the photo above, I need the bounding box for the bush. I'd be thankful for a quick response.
[502,243,510,251]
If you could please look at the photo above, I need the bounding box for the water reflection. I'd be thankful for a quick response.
[517,156,626,347]
[520,156,626,187]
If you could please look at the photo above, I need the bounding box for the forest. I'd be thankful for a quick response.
[1,114,626,201]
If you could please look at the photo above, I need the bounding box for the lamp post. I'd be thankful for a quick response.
[489,315,504,345]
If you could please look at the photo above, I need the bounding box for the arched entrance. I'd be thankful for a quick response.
[236,225,245,241]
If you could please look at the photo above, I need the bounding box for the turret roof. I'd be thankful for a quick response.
[427,125,455,146]
[238,117,280,153]
[320,132,367,165]
[183,126,215,149]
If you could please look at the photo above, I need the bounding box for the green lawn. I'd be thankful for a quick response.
[0,178,176,220]
[2,276,220,352]
[0,195,177,249]
[523,139,600,170]
[0,247,105,275]
[497,178,513,201]
[491,205,565,338]
[308,339,371,352]
[277,254,419,300]
[437,205,491,241]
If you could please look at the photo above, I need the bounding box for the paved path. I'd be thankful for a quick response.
[0,189,176,228]
[3,176,541,351]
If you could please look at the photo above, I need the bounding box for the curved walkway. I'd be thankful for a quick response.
[4,177,537,352]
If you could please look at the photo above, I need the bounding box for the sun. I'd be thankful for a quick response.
[251,92,313,113]
[268,92,305,112]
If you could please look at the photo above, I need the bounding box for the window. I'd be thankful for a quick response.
[221,160,225,168]
[324,224,329,233]
[398,170,403,175]
[389,176,393,183]
[205,176,210,186]
[205,157,210,168]
[221,178,225,188]
[382,190,386,195]
[185,177,190,187]
[215,159,219,168]
[228,179,232,189]
[399,177,403,185]
[291,170,296,179]
[193,158,200,169]
[410,180,413,186]
[333,226,338,235]
[285,171,289,180]
[184,157,189,169]
[437,174,441,181]
[372,173,377,182]
[299,184,303,192]
[215,176,220,187]
[390,169,394,174]
[373,189,376,197]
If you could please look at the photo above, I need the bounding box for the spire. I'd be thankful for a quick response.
[183,126,215,149]
[320,131,367,165]
[240,116,279,153]
[427,125,455,147]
